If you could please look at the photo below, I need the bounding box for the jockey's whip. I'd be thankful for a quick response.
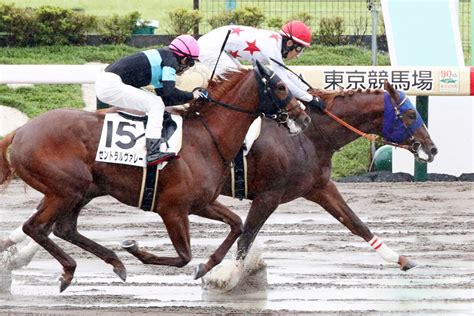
[210,29,231,81]
[269,57,313,89]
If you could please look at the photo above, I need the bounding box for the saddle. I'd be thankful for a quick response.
[95,108,183,212]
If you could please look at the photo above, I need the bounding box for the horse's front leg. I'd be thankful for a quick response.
[192,200,243,279]
[202,195,278,291]
[304,180,416,271]
[121,210,192,268]
[236,193,281,262]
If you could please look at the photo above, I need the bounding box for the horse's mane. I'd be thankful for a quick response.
[311,88,384,110]
[184,69,252,118]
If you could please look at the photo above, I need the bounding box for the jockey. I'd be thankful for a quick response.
[198,21,325,111]
[96,34,203,166]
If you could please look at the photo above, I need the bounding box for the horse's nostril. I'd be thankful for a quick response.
[431,147,438,156]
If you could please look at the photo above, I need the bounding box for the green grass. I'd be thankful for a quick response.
[0,44,139,64]
[331,138,371,179]
[8,0,193,33]
[0,84,83,117]
[289,45,390,66]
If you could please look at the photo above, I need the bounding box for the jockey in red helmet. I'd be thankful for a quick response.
[198,21,325,112]
[279,20,312,58]
[96,34,205,166]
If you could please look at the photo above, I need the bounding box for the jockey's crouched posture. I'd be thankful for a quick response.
[96,35,204,166]
[198,20,326,112]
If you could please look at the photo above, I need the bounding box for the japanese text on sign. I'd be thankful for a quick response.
[323,69,433,91]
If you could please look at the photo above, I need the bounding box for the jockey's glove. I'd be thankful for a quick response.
[308,96,326,113]
[192,87,209,100]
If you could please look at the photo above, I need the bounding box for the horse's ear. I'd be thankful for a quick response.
[254,59,273,79]
[384,80,400,103]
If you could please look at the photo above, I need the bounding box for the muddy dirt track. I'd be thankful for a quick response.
[0,180,473,315]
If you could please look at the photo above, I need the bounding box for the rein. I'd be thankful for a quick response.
[206,95,260,116]
[195,96,255,168]
[196,114,230,166]
[197,66,295,168]
[322,108,412,150]
[267,59,415,150]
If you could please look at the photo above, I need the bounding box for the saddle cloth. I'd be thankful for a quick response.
[95,111,183,170]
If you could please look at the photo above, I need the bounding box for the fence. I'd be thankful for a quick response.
[195,0,471,61]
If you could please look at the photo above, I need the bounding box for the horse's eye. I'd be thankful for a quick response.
[408,112,417,120]
[277,85,286,91]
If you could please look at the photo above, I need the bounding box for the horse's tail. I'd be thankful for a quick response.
[0,131,15,188]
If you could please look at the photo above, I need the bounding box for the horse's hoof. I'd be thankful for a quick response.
[121,240,138,253]
[59,277,71,293]
[194,263,208,280]
[399,255,417,271]
[113,266,127,282]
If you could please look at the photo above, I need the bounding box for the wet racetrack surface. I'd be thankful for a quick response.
[1,180,473,315]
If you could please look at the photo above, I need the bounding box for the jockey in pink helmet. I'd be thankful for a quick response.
[96,34,204,166]
[169,34,200,73]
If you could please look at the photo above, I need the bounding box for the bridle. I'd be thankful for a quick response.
[262,58,428,161]
[318,91,426,160]
[197,63,298,166]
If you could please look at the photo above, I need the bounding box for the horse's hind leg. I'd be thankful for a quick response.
[0,235,16,252]
[122,209,193,268]
[0,201,45,252]
[193,200,243,279]
[22,195,79,292]
[304,180,416,271]
[52,199,127,282]
[0,222,41,269]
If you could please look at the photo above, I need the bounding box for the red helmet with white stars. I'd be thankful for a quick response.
[280,20,312,47]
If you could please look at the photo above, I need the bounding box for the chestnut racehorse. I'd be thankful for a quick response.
[203,81,438,290]
[0,63,310,292]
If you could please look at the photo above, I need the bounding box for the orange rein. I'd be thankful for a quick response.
[322,108,412,151]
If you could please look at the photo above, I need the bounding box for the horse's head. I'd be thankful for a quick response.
[383,81,438,162]
[254,60,310,134]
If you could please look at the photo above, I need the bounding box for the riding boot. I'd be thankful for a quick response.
[146,138,175,166]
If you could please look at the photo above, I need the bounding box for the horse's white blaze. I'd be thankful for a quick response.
[287,119,302,135]
[415,144,429,160]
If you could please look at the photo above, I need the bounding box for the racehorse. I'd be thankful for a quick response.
[203,81,438,290]
[0,63,310,292]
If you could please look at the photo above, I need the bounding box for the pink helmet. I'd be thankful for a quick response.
[280,21,312,47]
[169,34,200,60]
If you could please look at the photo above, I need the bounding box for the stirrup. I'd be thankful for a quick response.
[147,152,176,166]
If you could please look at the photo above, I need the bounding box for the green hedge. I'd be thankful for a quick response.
[0,4,141,45]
